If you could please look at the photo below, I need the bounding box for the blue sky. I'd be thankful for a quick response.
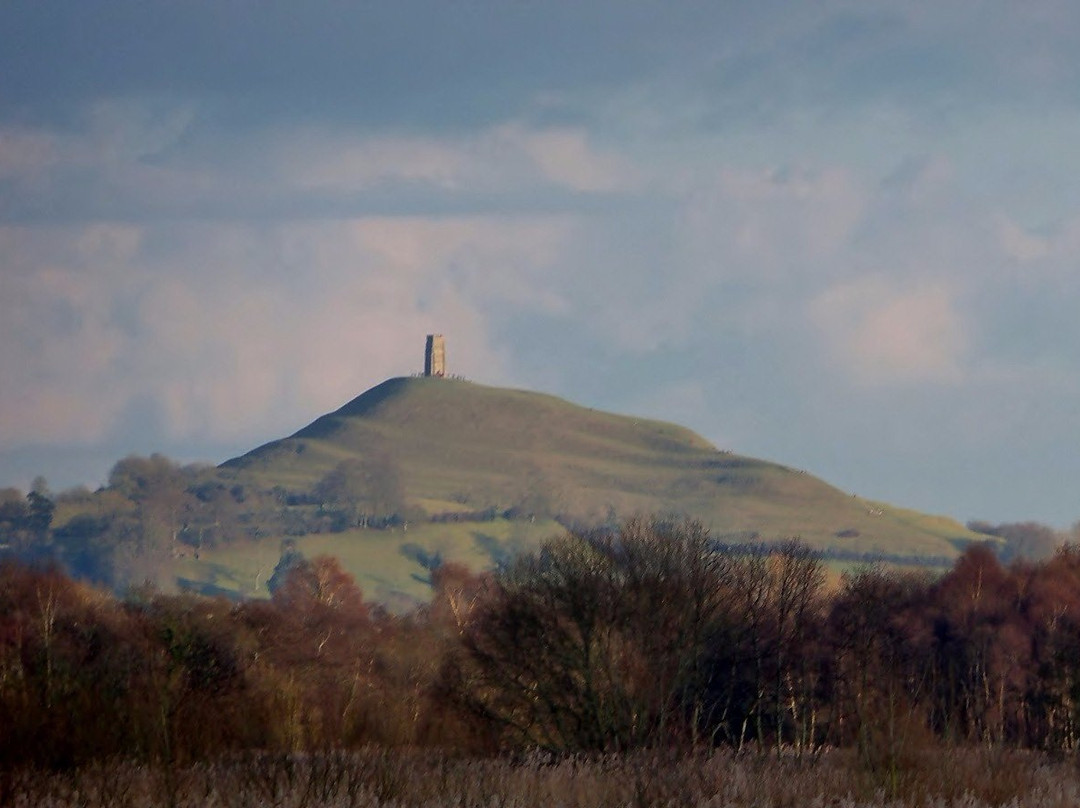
[2,1,1080,526]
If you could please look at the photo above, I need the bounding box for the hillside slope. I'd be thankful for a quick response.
[224,376,980,558]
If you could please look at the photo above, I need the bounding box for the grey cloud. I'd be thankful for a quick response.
[0,114,642,226]
[0,2,718,130]
[7,2,1076,137]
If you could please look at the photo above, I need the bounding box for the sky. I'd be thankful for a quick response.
[2,1,1080,527]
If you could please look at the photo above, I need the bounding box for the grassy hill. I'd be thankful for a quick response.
[216,376,981,562]
[29,375,985,606]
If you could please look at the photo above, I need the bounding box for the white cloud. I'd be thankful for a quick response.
[679,164,865,286]
[345,215,575,314]
[0,128,60,181]
[286,133,469,190]
[494,124,632,193]
[0,214,576,451]
[277,122,637,196]
[995,211,1080,274]
[810,276,969,385]
[997,216,1050,263]
[0,225,139,445]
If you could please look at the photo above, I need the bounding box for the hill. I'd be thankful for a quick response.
[23,375,989,604]
[221,376,981,557]
[31,376,986,607]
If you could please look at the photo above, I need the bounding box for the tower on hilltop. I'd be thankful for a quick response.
[424,334,446,377]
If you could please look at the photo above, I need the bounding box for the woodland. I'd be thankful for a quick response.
[4,507,1080,805]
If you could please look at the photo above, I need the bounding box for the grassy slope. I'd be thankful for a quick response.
[222,377,981,555]
[176,517,561,610]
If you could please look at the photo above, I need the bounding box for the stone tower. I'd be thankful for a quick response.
[424,334,446,377]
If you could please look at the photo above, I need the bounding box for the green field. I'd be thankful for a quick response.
[174,517,562,609]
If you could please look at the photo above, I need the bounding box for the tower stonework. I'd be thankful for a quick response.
[424,334,446,377]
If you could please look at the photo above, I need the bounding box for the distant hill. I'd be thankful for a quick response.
[223,376,981,558]
[30,376,988,607]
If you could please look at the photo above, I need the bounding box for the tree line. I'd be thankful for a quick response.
[457,518,1080,761]
[1,451,1069,597]
[6,515,1080,775]
[0,453,427,591]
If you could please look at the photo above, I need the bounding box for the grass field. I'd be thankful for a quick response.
[173,517,562,609]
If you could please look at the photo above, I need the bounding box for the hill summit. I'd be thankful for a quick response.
[225,376,978,558]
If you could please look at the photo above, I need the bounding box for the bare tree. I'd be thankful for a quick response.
[461,517,739,752]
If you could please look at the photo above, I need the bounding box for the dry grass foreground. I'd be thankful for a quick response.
[3,747,1078,808]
